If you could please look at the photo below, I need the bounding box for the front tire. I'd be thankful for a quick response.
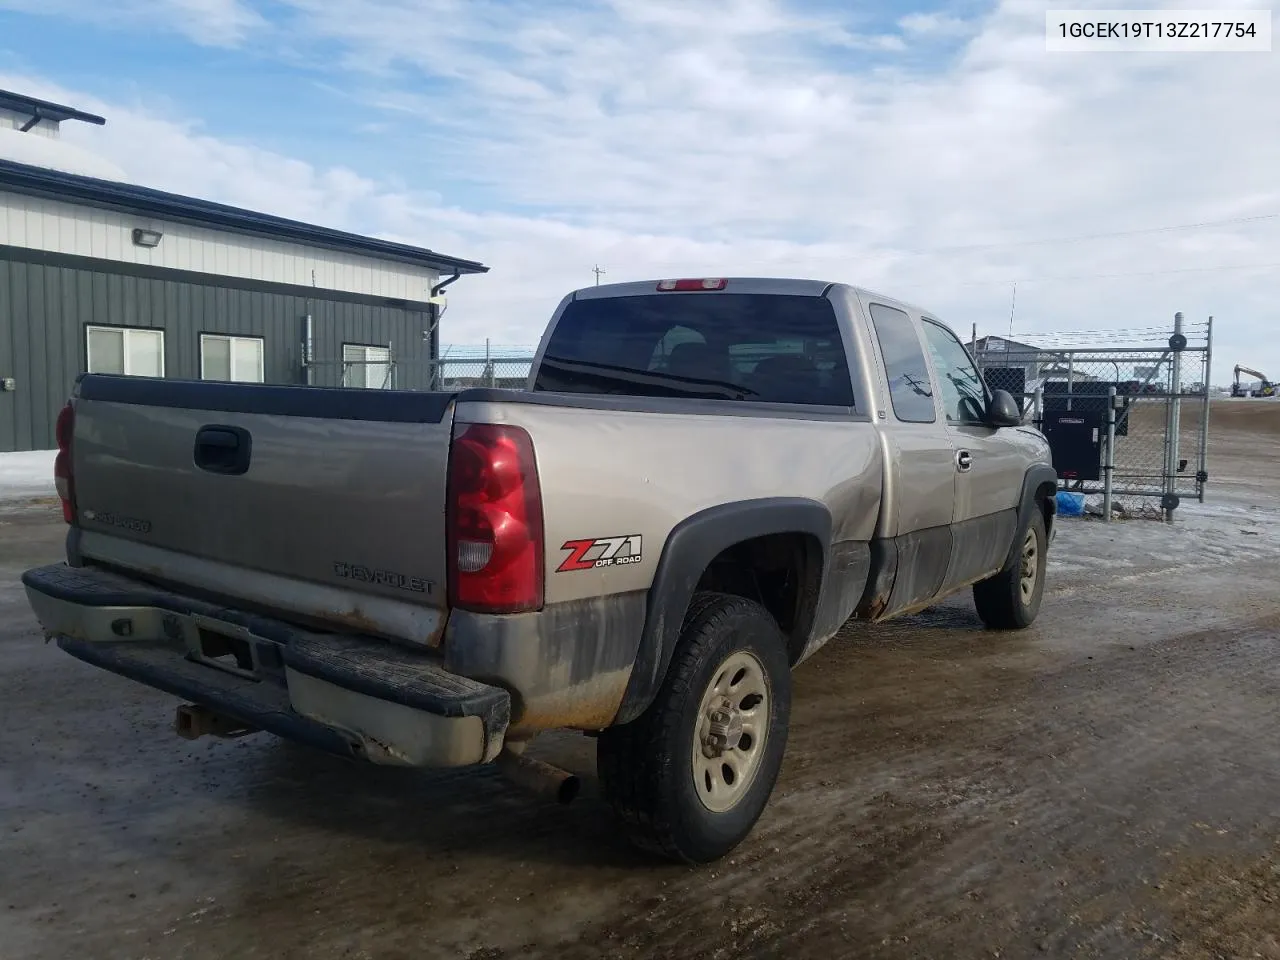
[973,507,1048,629]
[596,592,791,864]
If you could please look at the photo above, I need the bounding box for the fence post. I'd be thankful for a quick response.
[1163,312,1184,522]
[302,314,314,385]
[1198,315,1213,503]
[1103,385,1116,522]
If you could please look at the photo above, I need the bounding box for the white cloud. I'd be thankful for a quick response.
[0,0,264,46]
[898,12,972,37]
[3,0,1280,381]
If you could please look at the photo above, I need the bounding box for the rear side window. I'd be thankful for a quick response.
[533,293,856,408]
[867,303,936,423]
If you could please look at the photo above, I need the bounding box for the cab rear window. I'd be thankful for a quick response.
[532,293,856,408]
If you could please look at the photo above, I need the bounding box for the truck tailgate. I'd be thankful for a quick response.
[69,377,456,643]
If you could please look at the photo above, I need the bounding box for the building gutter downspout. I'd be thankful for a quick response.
[431,271,462,298]
[426,272,462,390]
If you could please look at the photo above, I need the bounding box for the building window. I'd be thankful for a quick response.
[86,326,165,377]
[343,344,393,389]
[201,334,265,383]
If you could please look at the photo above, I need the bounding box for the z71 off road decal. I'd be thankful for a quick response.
[557,535,643,572]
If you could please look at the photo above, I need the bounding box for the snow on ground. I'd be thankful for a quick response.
[1047,485,1280,592]
[0,451,56,501]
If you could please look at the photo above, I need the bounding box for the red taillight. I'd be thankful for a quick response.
[54,402,75,524]
[446,423,544,614]
[656,278,727,291]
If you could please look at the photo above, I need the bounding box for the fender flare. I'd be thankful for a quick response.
[1004,464,1058,570]
[612,498,832,725]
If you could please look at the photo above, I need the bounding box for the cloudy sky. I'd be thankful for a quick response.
[1,0,1277,383]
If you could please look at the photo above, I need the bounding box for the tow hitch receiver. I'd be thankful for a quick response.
[175,703,259,740]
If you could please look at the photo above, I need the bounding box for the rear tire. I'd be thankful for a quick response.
[596,592,791,864]
[973,507,1048,630]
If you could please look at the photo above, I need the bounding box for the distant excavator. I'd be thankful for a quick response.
[1231,364,1278,398]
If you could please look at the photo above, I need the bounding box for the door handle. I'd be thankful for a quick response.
[194,425,253,476]
[956,449,973,472]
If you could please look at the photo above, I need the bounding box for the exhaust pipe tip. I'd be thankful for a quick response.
[495,748,581,805]
[556,773,582,806]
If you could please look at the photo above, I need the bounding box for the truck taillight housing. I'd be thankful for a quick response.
[53,402,75,524]
[446,423,545,614]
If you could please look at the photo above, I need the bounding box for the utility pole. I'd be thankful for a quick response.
[1007,281,1017,338]
[592,264,606,286]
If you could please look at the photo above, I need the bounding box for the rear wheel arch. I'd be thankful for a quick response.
[612,498,831,726]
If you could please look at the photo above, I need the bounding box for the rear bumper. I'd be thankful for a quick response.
[22,563,510,767]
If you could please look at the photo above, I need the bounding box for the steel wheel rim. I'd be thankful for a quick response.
[691,650,770,814]
[1019,528,1039,604]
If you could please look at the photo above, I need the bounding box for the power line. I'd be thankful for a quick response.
[915,212,1280,256]
[959,259,1280,286]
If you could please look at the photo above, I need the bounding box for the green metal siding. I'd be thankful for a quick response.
[0,255,433,452]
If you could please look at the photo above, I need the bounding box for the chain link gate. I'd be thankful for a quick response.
[974,314,1213,522]
[424,355,535,390]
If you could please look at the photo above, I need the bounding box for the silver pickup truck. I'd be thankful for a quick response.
[23,277,1056,864]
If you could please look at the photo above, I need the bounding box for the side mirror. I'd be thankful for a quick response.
[986,389,1022,428]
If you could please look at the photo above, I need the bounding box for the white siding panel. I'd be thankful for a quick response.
[0,191,439,300]
[72,210,89,255]
[105,214,123,261]
[26,197,43,248]
[90,213,108,260]
[58,208,76,256]
[173,230,190,271]
[0,109,59,139]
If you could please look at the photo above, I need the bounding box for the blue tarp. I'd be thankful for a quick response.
[1056,491,1086,517]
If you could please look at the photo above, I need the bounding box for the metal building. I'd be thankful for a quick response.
[0,89,488,452]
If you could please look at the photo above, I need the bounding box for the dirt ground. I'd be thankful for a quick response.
[2,400,1279,960]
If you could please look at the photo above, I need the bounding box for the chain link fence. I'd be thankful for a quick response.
[973,314,1213,521]
[425,355,535,390]
[301,344,536,391]
[303,358,398,390]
